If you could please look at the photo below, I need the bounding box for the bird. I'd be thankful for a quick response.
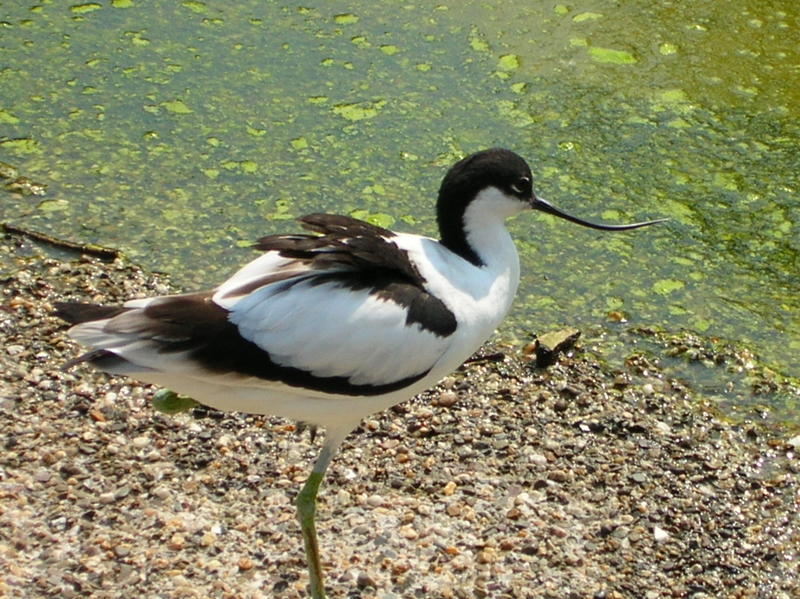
[56,148,663,598]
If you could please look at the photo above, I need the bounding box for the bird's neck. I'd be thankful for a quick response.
[438,188,522,272]
[438,219,484,267]
[463,218,518,275]
[434,197,521,351]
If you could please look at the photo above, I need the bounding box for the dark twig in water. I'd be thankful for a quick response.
[2,223,121,260]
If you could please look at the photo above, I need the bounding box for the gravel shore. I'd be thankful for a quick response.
[1,235,798,599]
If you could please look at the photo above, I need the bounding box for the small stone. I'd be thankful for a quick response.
[548,469,570,483]
[437,390,458,407]
[238,557,254,571]
[168,533,185,550]
[654,420,671,434]
[34,468,52,483]
[398,524,418,540]
[528,453,548,466]
[356,571,376,589]
[442,481,457,496]
[653,526,670,543]
[477,547,497,563]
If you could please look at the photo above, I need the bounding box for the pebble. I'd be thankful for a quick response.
[152,486,170,500]
[437,390,459,407]
[653,526,670,544]
[366,494,384,507]
[398,525,417,540]
[1,240,797,599]
[168,534,185,550]
[629,471,648,484]
[33,468,52,483]
[237,557,254,571]
[356,571,377,589]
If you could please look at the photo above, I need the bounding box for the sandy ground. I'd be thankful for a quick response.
[1,236,798,598]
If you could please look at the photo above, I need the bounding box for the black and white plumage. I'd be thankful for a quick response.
[56,148,662,598]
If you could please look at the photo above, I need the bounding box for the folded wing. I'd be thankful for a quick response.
[58,214,458,398]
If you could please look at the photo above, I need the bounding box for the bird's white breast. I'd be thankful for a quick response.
[392,228,521,376]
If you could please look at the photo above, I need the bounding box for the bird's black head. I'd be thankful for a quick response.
[436,148,534,265]
[438,147,534,209]
[436,147,666,266]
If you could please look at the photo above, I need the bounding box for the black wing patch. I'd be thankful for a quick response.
[57,295,430,396]
[252,213,457,337]
[55,302,128,325]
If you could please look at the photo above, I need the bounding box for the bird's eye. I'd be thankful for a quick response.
[510,176,530,195]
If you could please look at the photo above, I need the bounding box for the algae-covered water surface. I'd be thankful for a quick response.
[1,1,798,423]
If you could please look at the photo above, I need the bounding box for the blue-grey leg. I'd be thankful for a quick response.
[295,428,349,599]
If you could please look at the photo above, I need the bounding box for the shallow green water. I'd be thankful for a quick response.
[1,1,798,421]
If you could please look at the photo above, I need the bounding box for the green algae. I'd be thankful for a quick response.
[497,54,520,72]
[0,138,40,154]
[70,3,102,14]
[181,1,207,14]
[659,42,678,55]
[573,12,603,22]
[469,25,490,52]
[588,47,638,64]
[652,279,686,295]
[333,13,359,25]
[331,100,386,121]
[290,137,309,150]
[162,100,193,114]
[0,0,798,425]
[0,109,20,124]
[151,389,198,414]
[349,209,395,229]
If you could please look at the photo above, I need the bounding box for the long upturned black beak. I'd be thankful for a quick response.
[531,195,667,231]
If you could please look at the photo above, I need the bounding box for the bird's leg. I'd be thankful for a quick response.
[297,470,326,598]
[295,429,348,599]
